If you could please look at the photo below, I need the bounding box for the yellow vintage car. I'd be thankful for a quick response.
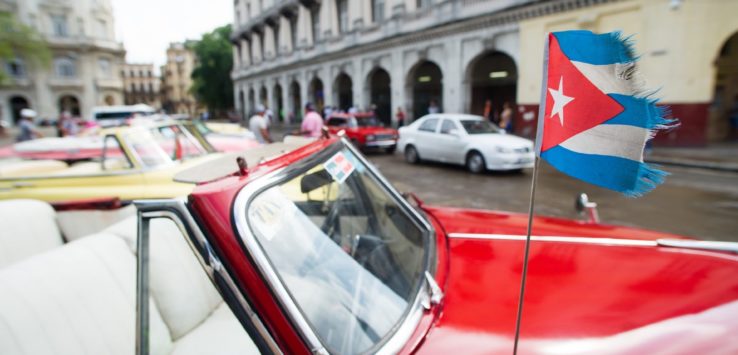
[0,122,223,202]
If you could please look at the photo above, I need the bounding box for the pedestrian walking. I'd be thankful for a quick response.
[16,109,43,142]
[500,101,513,132]
[300,102,324,138]
[428,99,440,114]
[395,106,405,127]
[249,104,272,144]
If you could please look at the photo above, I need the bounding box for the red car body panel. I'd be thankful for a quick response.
[185,138,738,354]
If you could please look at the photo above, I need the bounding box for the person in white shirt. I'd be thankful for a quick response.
[249,104,272,144]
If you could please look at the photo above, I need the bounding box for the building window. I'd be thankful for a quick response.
[130,70,135,77]
[372,0,385,23]
[272,25,279,54]
[97,19,107,38]
[148,70,152,77]
[337,0,348,34]
[54,57,76,77]
[51,14,68,37]
[417,0,432,8]
[290,17,298,51]
[149,83,154,93]
[121,70,125,77]
[139,70,144,77]
[262,32,267,58]
[311,5,321,43]
[6,58,26,78]
[98,58,111,77]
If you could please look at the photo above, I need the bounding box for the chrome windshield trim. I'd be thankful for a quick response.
[448,233,658,247]
[134,199,282,355]
[232,138,435,355]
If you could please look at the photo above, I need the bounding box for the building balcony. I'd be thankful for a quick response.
[48,77,84,88]
[45,35,126,53]
[96,78,124,90]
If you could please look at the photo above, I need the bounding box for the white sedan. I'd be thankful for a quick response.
[397,114,535,173]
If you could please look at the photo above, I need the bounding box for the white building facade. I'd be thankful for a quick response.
[231,0,617,126]
[0,0,125,125]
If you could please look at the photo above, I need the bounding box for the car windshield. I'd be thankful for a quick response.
[460,119,500,134]
[123,129,174,168]
[246,147,428,354]
[356,116,380,127]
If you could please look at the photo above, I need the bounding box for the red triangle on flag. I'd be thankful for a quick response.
[540,34,625,152]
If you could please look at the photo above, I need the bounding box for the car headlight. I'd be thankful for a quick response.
[495,146,512,153]
[366,134,375,141]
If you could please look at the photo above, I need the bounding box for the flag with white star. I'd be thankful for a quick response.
[535,30,678,197]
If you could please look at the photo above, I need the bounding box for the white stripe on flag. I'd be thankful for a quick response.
[559,124,649,162]
[572,61,635,95]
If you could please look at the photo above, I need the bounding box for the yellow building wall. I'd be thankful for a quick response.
[517,0,738,105]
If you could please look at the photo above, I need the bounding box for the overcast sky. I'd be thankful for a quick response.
[112,0,231,72]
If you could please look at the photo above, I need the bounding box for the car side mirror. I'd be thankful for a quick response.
[300,169,334,193]
[575,193,600,224]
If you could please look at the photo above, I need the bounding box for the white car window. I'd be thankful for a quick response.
[440,119,457,134]
[418,118,438,133]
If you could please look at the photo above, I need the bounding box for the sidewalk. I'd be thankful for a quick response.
[646,142,738,172]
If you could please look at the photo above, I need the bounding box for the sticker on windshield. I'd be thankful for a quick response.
[323,151,355,184]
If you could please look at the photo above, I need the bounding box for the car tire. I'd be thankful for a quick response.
[466,151,486,174]
[405,145,420,164]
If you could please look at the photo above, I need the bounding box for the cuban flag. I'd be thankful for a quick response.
[535,30,677,197]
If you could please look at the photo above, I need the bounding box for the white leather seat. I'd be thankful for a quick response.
[0,199,64,268]
[0,234,173,355]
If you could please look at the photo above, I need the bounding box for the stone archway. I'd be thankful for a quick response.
[466,51,517,124]
[59,95,81,117]
[333,73,353,111]
[290,80,302,121]
[9,96,30,124]
[273,83,283,122]
[308,77,324,113]
[407,60,443,120]
[711,31,738,141]
[367,68,391,125]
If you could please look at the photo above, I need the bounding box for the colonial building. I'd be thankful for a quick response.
[0,0,125,125]
[232,0,738,146]
[160,42,200,116]
[122,63,160,108]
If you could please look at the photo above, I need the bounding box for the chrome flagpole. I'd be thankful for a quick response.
[513,32,550,355]
[512,155,540,355]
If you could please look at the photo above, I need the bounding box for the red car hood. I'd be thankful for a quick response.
[415,206,738,354]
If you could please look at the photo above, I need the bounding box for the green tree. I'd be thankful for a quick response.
[190,25,234,115]
[0,12,50,83]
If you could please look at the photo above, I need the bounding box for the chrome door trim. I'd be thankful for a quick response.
[135,198,281,355]
[232,138,436,355]
[448,233,658,247]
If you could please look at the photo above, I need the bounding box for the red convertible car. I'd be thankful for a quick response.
[325,112,398,153]
[3,136,737,355]
[133,136,738,354]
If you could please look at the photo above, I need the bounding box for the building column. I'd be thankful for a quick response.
[240,39,251,66]
[391,50,406,124]
[352,58,364,110]
[444,39,462,113]
[324,0,338,38]
[280,75,291,124]
[297,4,310,47]
[279,16,290,54]
[349,0,364,30]
[299,71,309,120]
[321,64,334,108]
[232,44,240,70]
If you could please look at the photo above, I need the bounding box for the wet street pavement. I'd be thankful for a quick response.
[366,152,738,242]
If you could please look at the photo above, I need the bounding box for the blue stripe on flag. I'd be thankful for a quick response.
[553,30,636,65]
[541,145,667,197]
[603,94,676,130]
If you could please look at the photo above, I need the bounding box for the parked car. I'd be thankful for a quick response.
[90,104,156,127]
[113,136,736,354]
[325,112,398,153]
[398,113,535,173]
[0,122,223,202]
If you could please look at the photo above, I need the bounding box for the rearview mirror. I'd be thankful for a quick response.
[300,169,334,193]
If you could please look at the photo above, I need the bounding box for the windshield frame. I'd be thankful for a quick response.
[232,139,436,354]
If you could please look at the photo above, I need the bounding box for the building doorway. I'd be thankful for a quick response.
[59,95,81,117]
[409,61,443,120]
[290,81,302,121]
[9,96,30,124]
[712,31,738,141]
[309,77,324,113]
[334,73,353,111]
[467,51,517,124]
[368,68,391,125]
